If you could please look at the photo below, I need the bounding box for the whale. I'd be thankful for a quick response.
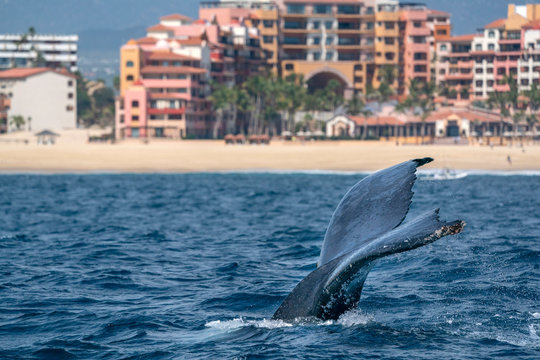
[273,158,465,321]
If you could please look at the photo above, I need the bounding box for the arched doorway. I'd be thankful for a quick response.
[305,68,352,98]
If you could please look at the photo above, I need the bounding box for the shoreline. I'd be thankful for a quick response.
[1,138,539,173]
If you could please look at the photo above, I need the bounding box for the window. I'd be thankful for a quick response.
[487,80,494,87]
[385,22,394,30]
[338,5,359,14]
[127,75,134,81]
[365,6,374,14]
[497,68,505,75]
[326,37,334,45]
[476,80,483,87]
[325,21,333,29]
[475,44,482,51]
[354,64,363,71]
[66,105,74,111]
[488,30,495,38]
[68,92,73,99]
[384,37,394,45]
[67,80,73,87]
[263,20,273,28]
[285,63,294,70]
[263,36,273,44]
[312,37,321,45]
[354,76,363,83]
[521,79,529,86]
[132,100,139,108]
[436,29,447,35]
[440,44,447,51]
[313,52,321,61]
[413,22,422,28]
[287,4,305,14]
[385,52,395,60]
[413,52,427,60]
[126,60,134,67]
[314,5,331,14]
[326,52,334,60]
[475,68,483,74]
[439,69,446,74]
[488,43,495,51]
[312,21,320,30]
[132,115,139,121]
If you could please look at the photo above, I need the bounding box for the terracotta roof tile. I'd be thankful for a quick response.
[428,9,450,17]
[0,67,76,80]
[448,33,478,42]
[147,24,174,32]
[160,14,192,21]
[484,18,506,29]
[147,51,198,61]
[140,66,207,74]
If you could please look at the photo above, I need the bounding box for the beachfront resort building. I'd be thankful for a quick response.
[0,33,78,72]
[116,10,266,139]
[435,4,540,102]
[0,67,77,132]
[115,1,540,140]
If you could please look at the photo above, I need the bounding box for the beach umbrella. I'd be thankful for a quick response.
[282,131,292,136]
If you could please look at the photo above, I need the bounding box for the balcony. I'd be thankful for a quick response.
[148,108,186,115]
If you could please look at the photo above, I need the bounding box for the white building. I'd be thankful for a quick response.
[0,68,77,132]
[0,34,78,72]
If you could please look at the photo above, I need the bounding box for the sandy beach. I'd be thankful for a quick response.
[0,130,538,173]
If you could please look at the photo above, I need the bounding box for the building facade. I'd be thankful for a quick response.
[0,68,77,132]
[116,11,265,139]
[0,34,78,72]
[436,4,540,101]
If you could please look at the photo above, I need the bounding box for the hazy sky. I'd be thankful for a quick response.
[0,0,538,35]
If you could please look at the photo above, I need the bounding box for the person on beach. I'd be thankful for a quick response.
[507,155,512,166]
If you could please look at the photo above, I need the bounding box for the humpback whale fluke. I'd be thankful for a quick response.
[273,158,465,321]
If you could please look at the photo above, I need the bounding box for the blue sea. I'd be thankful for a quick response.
[0,172,539,359]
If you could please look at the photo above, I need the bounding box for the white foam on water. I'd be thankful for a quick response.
[205,317,293,331]
[205,309,374,331]
[335,309,374,327]
[531,312,540,319]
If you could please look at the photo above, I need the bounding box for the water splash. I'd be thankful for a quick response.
[205,309,373,331]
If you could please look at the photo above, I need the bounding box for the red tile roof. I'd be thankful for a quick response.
[147,24,174,32]
[428,9,450,17]
[147,51,198,61]
[523,19,540,29]
[136,36,158,45]
[160,14,192,21]
[140,66,207,75]
[0,67,76,80]
[448,34,478,42]
[484,18,506,29]
[349,116,403,126]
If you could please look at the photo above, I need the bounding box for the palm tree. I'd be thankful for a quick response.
[403,80,436,144]
[512,110,525,145]
[282,73,306,133]
[209,82,232,138]
[9,115,25,131]
[526,114,538,143]
[346,93,371,138]
[487,90,510,145]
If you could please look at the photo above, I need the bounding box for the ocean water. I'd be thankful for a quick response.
[0,172,538,359]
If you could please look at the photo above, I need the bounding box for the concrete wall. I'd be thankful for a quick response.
[2,71,76,131]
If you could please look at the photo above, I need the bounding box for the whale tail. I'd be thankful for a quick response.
[273,158,465,321]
